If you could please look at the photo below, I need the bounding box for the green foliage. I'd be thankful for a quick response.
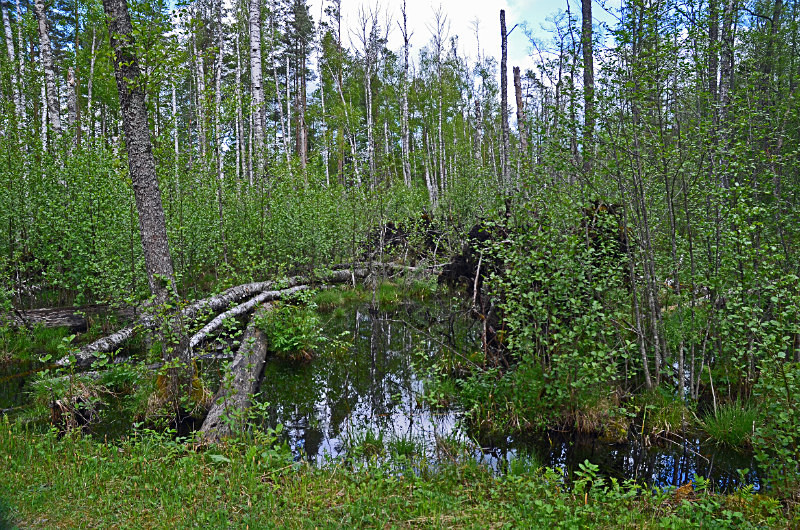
[0,325,71,361]
[701,400,760,448]
[753,361,800,497]
[254,294,323,360]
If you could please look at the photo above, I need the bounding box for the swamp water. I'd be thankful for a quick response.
[242,301,761,492]
[0,301,760,492]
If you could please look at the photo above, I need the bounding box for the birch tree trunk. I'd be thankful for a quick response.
[317,7,329,186]
[102,0,188,401]
[214,0,228,264]
[87,29,97,137]
[15,0,26,122]
[235,35,243,185]
[67,67,77,148]
[268,4,289,164]
[286,55,291,159]
[500,9,510,187]
[249,0,265,173]
[34,0,61,136]
[172,81,179,183]
[2,1,22,123]
[513,66,527,155]
[400,0,412,187]
[192,30,207,159]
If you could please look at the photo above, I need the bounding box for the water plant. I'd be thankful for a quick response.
[701,400,760,448]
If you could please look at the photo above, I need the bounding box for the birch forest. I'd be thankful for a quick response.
[2,0,800,521]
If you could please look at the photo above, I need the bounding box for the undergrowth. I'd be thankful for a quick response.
[0,418,792,528]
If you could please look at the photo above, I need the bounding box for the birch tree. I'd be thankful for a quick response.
[34,0,61,138]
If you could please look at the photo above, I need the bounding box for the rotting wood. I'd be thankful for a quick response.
[1,305,136,331]
[199,303,272,443]
[57,269,369,368]
[188,285,309,351]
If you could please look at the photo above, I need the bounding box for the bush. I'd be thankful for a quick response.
[254,295,323,360]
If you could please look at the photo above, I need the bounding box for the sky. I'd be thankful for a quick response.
[306,0,621,85]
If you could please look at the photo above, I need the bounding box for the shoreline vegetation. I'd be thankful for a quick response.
[0,419,791,528]
[1,282,798,527]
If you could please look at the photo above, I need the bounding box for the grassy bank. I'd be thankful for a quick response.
[0,419,792,529]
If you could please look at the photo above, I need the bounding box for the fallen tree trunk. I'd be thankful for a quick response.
[1,305,136,331]
[199,303,272,443]
[188,285,309,351]
[58,269,368,368]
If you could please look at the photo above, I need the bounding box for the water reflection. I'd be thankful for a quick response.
[254,301,760,493]
[257,303,462,463]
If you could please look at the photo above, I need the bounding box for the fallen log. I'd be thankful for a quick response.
[58,269,369,368]
[188,285,309,351]
[0,304,136,331]
[199,303,272,443]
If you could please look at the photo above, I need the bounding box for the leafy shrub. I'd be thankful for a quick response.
[753,361,800,498]
[254,296,323,360]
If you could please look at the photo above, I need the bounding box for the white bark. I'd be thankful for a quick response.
[34,0,61,135]
[249,0,264,171]
[58,270,367,367]
[214,0,227,263]
[172,81,179,182]
[15,0,25,122]
[189,286,308,350]
[2,1,22,123]
[67,68,77,130]
[87,29,97,137]
[199,303,272,443]
[235,34,243,184]
[192,28,207,159]
[269,9,289,163]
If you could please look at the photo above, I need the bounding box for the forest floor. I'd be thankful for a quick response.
[0,420,794,529]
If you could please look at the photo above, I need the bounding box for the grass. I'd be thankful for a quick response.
[0,325,71,361]
[0,418,791,528]
[702,400,761,448]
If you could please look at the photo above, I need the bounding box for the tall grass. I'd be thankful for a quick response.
[702,400,760,448]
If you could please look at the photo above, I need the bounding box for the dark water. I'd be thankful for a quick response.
[0,359,40,412]
[1,301,760,492]
[254,303,463,463]
[251,301,761,492]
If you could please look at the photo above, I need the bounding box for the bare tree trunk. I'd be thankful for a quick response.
[67,67,78,148]
[286,55,291,158]
[200,304,272,442]
[172,81,179,183]
[400,0,412,187]
[87,28,97,138]
[214,0,228,264]
[513,66,527,154]
[192,30,207,159]
[34,0,61,137]
[268,4,289,164]
[581,0,594,175]
[72,0,81,147]
[249,0,265,173]
[317,5,329,186]
[2,1,22,124]
[235,34,243,184]
[15,0,26,122]
[102,0,187,398]
[357,6,378,187]
[500,10,510,187]
[474,98,482,161]
[298,42,308,169]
